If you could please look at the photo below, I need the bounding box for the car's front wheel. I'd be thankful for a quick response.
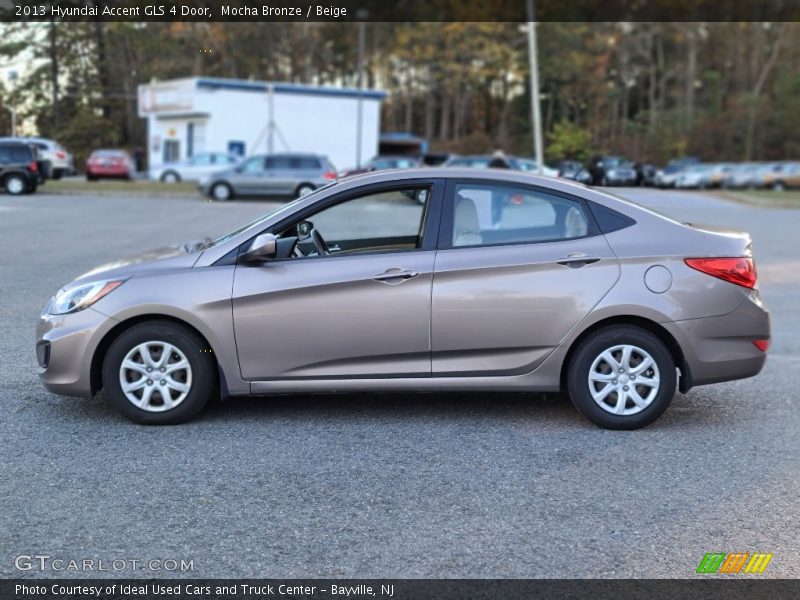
[102,321,216,424]
[210,182,233,201]
[567,325,676,430]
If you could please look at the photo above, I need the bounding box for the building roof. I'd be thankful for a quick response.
[195,77,386,100]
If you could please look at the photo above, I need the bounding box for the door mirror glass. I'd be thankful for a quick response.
[296,220,313,240]
[245,233,277,261]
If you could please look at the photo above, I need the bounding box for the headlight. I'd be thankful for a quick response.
[50,279,125,315]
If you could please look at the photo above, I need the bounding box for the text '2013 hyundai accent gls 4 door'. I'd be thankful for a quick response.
[36,169,770,429]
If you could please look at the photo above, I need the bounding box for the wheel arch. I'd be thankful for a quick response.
[90,314,222,396]
[560,315,692,394]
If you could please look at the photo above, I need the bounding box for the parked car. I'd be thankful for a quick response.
[200,153,337,201]
[654,157,700,188]
[339,155,421,178]
[37,168,769,429]
[723,163,761,189]
[86,149,135,181]
[153,152,241,183]
[634,163,658,186]
[703,163,735,189]
[557,160,592,184]
[0,141,41,195]
[587,156,637,186]
[752,162,787,189]
[444,155,559,177]
[675,164,718,189]
[0,136,73,179]
[762,162,800,190]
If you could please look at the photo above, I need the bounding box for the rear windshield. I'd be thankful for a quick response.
[92,150,127,158]
[0,144,33,163]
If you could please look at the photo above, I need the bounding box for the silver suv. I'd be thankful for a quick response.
[199,153,337,201]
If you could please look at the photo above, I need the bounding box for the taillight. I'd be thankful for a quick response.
[753,339,769,352]
[28,161,38,173]
[684,257,757,289]
[323,171,337,180]
[55,151,66,160]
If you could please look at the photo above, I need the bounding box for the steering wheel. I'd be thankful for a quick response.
[310,228,331,256]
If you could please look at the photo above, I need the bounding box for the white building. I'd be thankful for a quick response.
[138,76,385,174]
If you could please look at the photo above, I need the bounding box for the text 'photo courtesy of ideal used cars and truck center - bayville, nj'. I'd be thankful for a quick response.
[2,1,800,598]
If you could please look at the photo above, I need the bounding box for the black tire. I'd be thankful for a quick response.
[567,325,676,430]
[102,321,216,425]
[773,181,786,192]
[3,173,28,195]
[210,182,233,201]
[160,171,181,183]
[51,169,64,180]
[295,183,316,198]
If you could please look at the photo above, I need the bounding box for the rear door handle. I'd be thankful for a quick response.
[556,253,601,267]
[372,268,420,283]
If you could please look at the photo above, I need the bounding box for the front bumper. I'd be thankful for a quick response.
[36,304,117,397]
[664,291,770,388]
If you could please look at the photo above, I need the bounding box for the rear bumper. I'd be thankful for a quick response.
[664,292,770,388]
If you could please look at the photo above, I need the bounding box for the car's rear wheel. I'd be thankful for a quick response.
[102,321,216,424]
[567,325,676,430]
[211,182,233,201]
[773,181,786,192]
[4,174,28,195]
[160,171,180,183]
[295,183,315,198]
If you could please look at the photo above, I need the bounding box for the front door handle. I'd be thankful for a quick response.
[556,253,601,268]
[372,268,420,283]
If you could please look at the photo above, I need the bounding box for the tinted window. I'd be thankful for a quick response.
[265,157,292,169]
[1,145,33,163]
[448,183,592,248]
[289,157,321,170]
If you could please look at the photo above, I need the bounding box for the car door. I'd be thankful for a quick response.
[431,180,620,376]
[232,180,443,380]
[233,156,268,194]
[261,156,295,195]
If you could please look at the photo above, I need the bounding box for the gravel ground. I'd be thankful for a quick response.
[0,188,798,579]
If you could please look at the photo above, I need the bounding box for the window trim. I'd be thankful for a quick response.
[235,178,446,264]
[438,178,602,251]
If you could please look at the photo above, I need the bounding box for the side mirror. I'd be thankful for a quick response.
[245,233,277,261]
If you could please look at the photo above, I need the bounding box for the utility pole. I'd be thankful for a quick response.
[267,83,274,154]
[355,16,366,168]
[526,0,544,174]
[3,106,15,136]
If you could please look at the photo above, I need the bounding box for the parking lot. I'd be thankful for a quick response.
[0,188,798,578]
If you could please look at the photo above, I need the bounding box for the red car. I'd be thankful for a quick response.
[86,149,134,181]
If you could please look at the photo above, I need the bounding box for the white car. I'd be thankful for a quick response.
[152,152,241,183]
[0,136,74,179]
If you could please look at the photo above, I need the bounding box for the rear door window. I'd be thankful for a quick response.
[444,182,595,248]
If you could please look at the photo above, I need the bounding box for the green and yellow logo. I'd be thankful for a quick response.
[696,552,773,574]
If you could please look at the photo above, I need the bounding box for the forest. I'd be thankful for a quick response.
[1,21,798,165]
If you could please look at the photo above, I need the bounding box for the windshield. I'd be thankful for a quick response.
[204,182,338,249]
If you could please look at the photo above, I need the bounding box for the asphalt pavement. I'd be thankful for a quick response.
[0,188,798,579]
